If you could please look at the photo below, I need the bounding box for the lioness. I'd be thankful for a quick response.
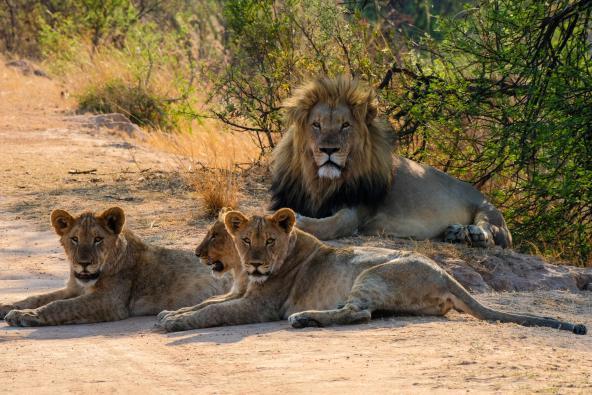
[157,208,248,321]
[157,208,586,335]
[270,75,512,248]
[0,207,230,326]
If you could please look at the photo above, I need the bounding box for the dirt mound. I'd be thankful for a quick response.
[334,237,592,294]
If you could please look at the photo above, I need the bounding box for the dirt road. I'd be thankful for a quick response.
[1,62,591,394]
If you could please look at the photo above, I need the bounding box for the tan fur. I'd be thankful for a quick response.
[0,207,230,327]
[158,209,586,336]
[157,209,248,321]
[270,75,512,248]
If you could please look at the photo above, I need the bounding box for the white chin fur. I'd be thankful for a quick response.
[249,275,269,284]
[76,278,98,287]
[318,165,342,179]
[210,270,226,279]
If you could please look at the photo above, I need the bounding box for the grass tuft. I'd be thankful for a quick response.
[193,167,240,217]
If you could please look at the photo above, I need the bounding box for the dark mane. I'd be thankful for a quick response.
[270,171,390,218]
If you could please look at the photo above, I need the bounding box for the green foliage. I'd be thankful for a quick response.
[385,0,592,264]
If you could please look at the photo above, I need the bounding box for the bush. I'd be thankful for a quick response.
[77,79,171,129]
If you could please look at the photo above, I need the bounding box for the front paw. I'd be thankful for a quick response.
[156,310,172,322]
[0,304,17,320]
[466,225,493,247]
[4,309,43,327]
[444,224,492,248]
[160,314,195,332]
[288,312,321,329]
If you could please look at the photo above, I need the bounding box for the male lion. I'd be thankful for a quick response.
[157,208,586,335]
[0,207,230,326]
[157,208,248,321]
[270,75,512,248]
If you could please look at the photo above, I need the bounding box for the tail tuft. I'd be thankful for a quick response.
[573,324,587,335]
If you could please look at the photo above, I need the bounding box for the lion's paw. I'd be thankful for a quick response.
[466,225,493,247]
[288,313,322,329]
[4,309,42,327]
[444,224,470,244]
[160,314,195,332]
[444,224,492,247]
[0,304,17,320]
[156,310,172,322]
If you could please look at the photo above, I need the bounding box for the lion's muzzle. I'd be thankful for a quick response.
[74,270,100,282]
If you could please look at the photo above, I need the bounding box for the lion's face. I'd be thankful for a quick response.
[195,214,240,279]
[51,207,125,287]
[224,208,296,284]
[307,102,358,179]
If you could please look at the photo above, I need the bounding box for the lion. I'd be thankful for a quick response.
[0,207,231,327]
[157,208,586,335]
[269,75,512,248]
[156,208,248,321]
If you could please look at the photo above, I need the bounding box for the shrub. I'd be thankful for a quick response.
[194,167,240,218]
[77,79,171,129]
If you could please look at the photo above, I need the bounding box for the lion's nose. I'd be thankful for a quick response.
[78,260,92,269]
[320,147,340,155]
[250,261,263,268]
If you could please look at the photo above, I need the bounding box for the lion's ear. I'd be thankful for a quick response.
[224,211,249,235]
[51,209,74,236]
[271,208,296,234]
[218,207,233,222]
[99,207,125,235]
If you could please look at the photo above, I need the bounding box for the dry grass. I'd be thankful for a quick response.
[0,56,74,130]
[141,127,258,217]
[43,46,260,217]
[192,167,240,217]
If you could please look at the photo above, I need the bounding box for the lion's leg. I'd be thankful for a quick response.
[290,263,409,328]
[0,288,78,319]
[158,297,278,332]
[156,292,241,322]
[289,304,371,328]
[290,259,455,329]
[444,202,512,248]
[296,208,361,240]
[4,292,129,327]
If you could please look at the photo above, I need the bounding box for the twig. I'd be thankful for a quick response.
[105,195,134,201]
[68,169,97,175]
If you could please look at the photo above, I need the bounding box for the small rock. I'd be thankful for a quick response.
[78,113,142,136]
[5,59,50,78]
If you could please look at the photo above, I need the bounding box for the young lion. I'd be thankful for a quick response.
[158,208,587,335]
[157,209,248,321]
[0,207,231,326]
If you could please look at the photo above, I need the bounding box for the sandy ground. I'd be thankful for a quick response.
[1,63,592,394]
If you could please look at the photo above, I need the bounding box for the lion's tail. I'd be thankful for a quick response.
[445,277,587,335]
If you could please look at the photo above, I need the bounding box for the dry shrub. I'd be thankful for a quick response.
[193,167,240,217]
[141,128,258,218]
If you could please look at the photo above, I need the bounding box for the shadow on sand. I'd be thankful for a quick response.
[0,314,453,344]
[162,314,451,346]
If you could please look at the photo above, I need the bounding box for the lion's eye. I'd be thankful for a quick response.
[341,122,350,129]
[94,237,103,244]
[70,236,78,244]
[242,237,251,245]
[266,238,275,246]
[312,121,321,129]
